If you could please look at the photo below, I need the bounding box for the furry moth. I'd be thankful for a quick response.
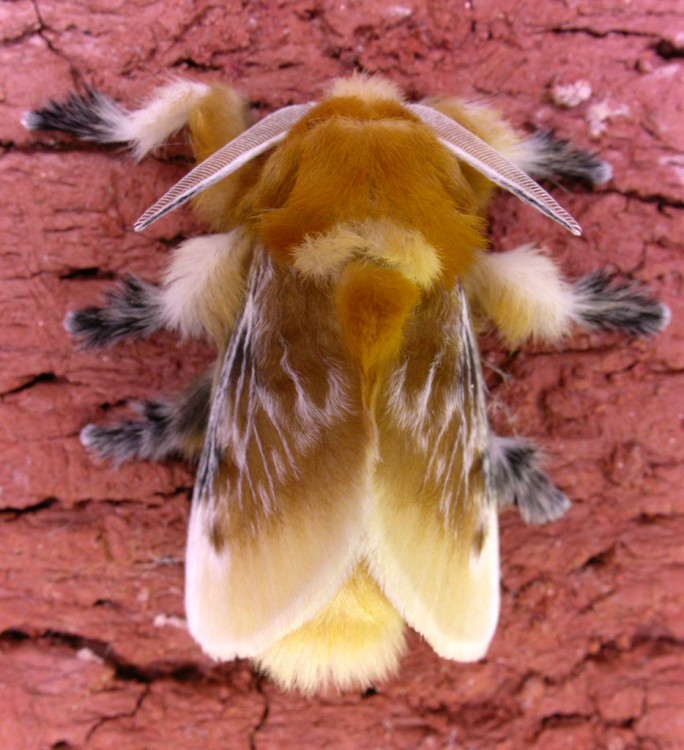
[25,75,669,693]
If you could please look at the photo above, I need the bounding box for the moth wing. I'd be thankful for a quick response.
[366,286,500,660]
[186,247,372,659]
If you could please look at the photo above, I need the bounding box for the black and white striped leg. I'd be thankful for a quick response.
[490,435,571,524]
[65,276,165,349]
[24,80,212,160]
[573,271,671,337]
[81,368,213,464]
[22,90,128,144]
[522,132,613,187]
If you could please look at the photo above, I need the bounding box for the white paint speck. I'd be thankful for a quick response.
[550,80,593,109]
[77,647,104,664]
[387,5,413,19]
[587,99,630,138]
[153,613,187,629]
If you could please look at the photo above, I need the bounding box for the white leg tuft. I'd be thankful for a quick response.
[114,80,211,160]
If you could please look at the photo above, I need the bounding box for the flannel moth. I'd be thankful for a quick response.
[24,75,669,693]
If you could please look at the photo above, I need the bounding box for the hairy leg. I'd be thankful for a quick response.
[23,80,214,160]
[65,276,165,348]
[25,77,258,233]
[67,230,250,349]
[28,80,253,346]
[572,270,670,336]
[489,434,571,524]
[517,131,612,186]
[81,368,213,463]
[465,245,670,347]
[421,96,612,212]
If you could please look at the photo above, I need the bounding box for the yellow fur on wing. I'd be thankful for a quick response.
[186,490,367,659]
[184,249,377,662]
[365,490,500,661]
[255,564,406,694]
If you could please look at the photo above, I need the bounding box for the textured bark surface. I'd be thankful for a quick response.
[2,1,683,748]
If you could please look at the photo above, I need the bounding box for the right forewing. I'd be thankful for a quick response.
[366,286,500,660]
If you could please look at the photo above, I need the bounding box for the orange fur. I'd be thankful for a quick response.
[243,97,487,285]
[335,261,420,377]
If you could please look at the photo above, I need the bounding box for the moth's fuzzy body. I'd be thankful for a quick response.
[25,75,669,694]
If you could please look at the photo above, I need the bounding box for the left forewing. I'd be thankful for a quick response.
[365,285,500,660]
[185,247,373,659]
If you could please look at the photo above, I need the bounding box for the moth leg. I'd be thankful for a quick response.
[572,270,671,337]
[24,80,254,230]
[515,131,612,187]
[23,80,216,160]
[464,245,670,347]
[66,275,165,349]
[489,434,571,524]
[185,84,257,231]
[158,231,252,342]
[81,367,213,464]
[420,97,611,212]
[67,229,251,349]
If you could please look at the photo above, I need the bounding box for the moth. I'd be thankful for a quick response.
[25,75,669,693]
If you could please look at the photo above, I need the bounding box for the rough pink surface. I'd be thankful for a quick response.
[1,1,683,748]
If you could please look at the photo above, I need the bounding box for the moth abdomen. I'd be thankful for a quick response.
[255,563,406,694]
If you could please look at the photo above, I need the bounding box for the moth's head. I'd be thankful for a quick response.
[324,74,405,105]
[249,75,486,284]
